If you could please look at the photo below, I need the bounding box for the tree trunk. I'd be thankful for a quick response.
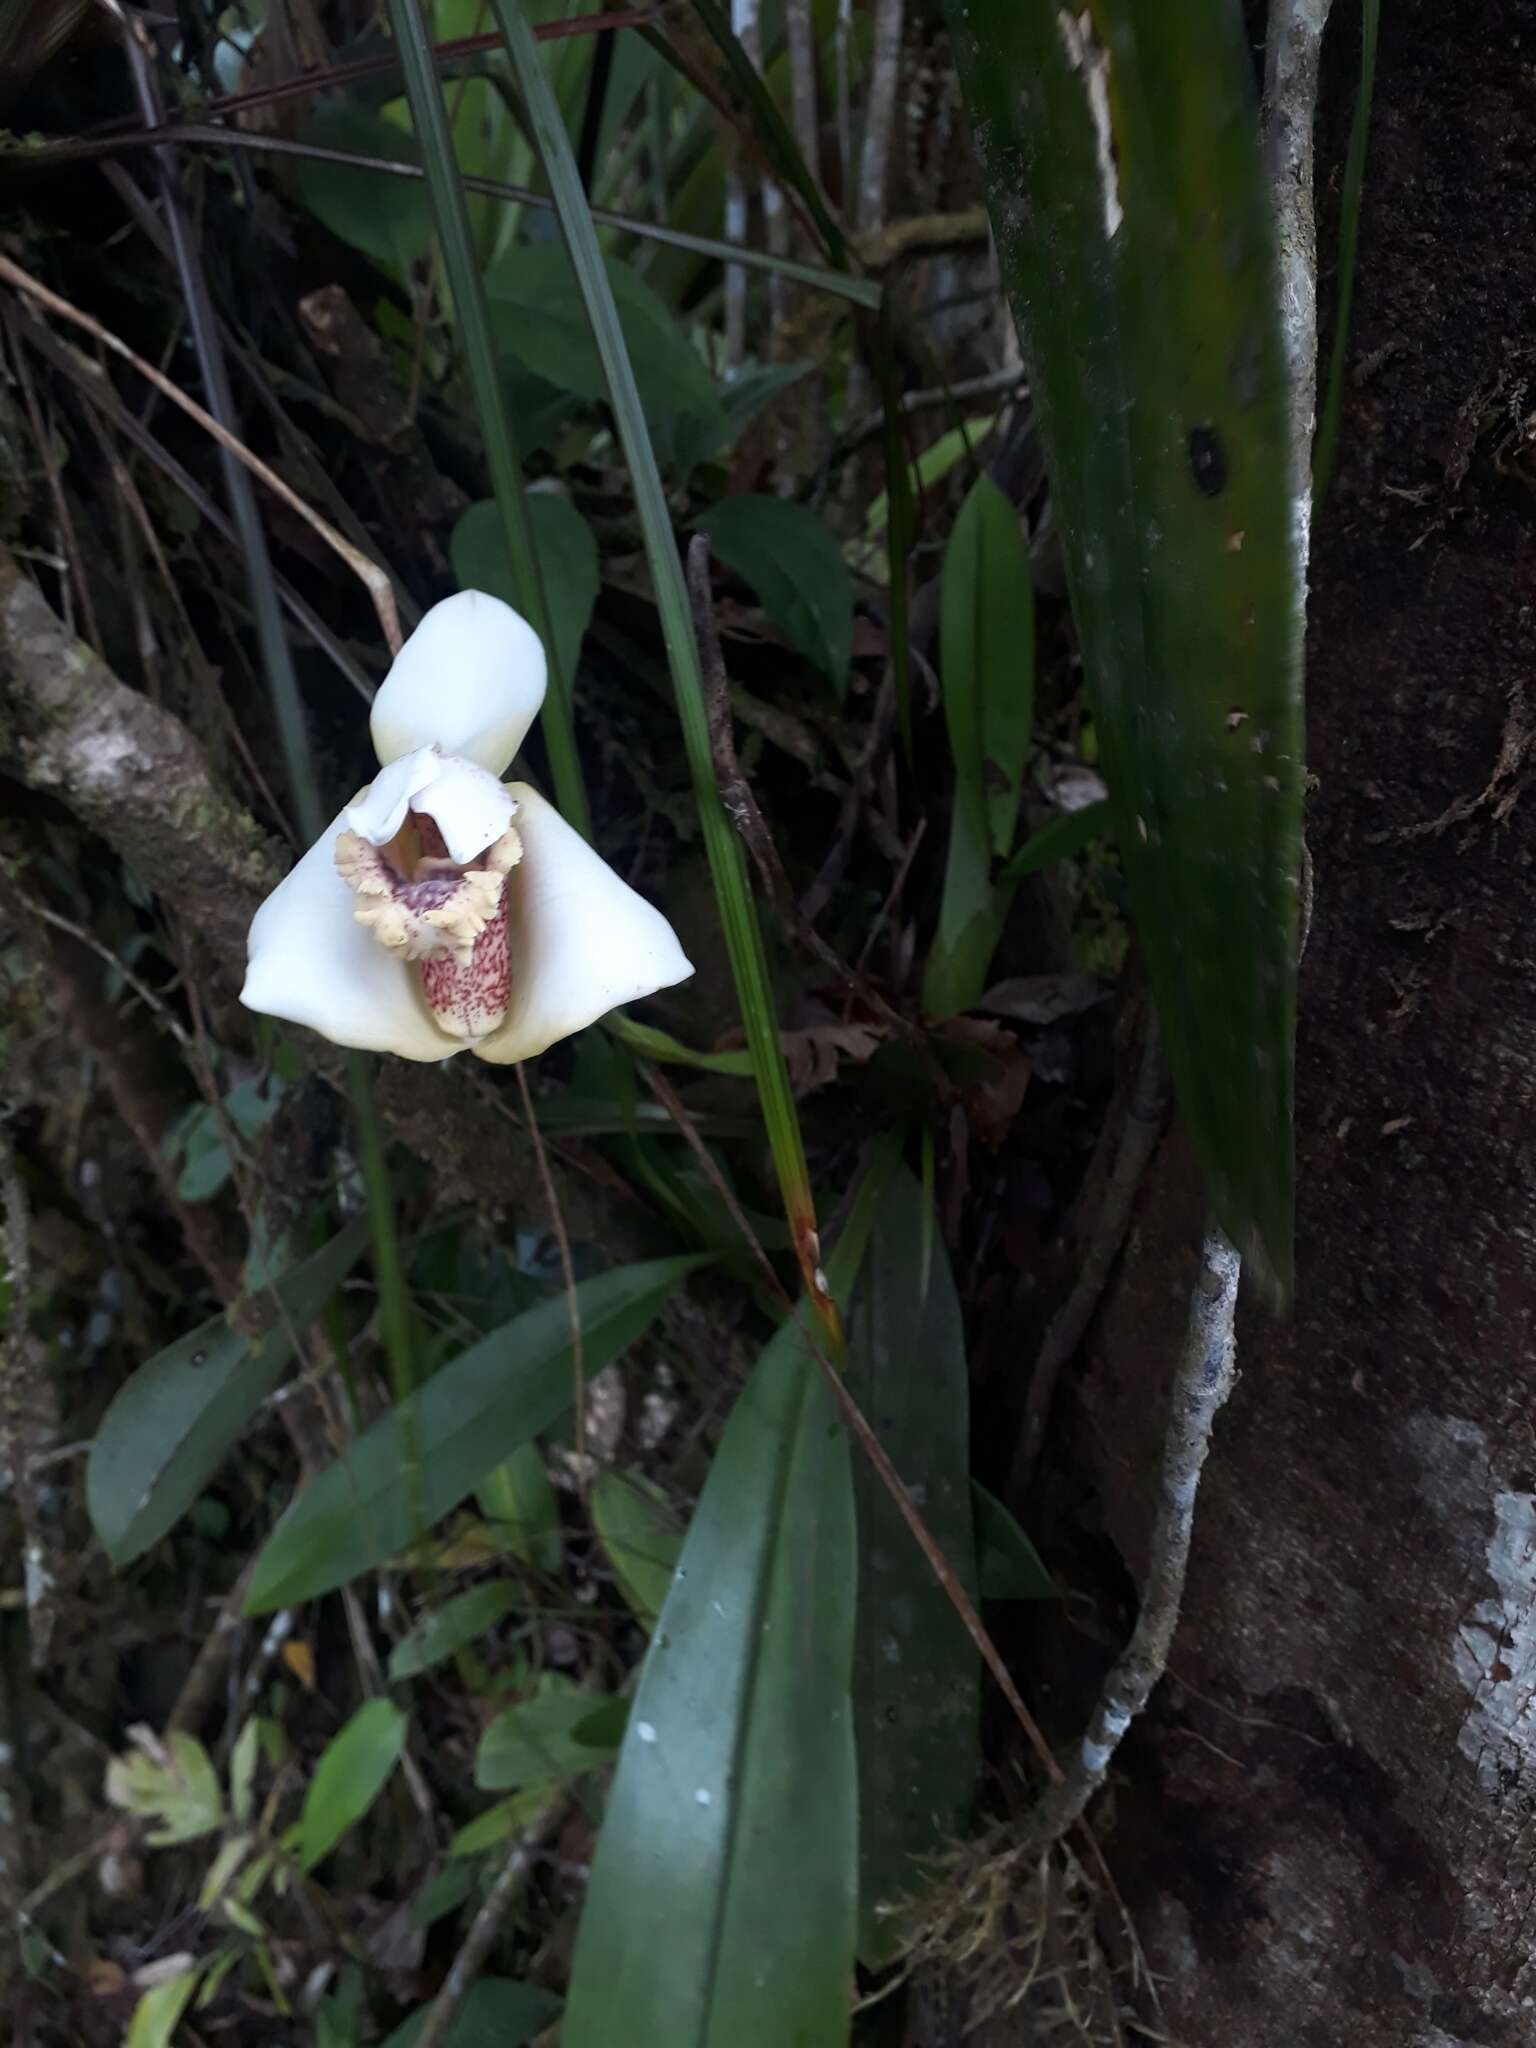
[1076,5,1536,2040]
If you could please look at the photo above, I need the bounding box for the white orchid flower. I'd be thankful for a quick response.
[241,591,693,1062]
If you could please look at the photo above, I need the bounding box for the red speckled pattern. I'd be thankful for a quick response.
[417,900,511,1039]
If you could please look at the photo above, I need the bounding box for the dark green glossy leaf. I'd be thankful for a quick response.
[846,1166,980,1963]
[695,495,855,694]
[298,99,431,275]
[87,1219,370,1566]
[972,1481,1055,1600]
[924,473,1037,1014]
[562,1312,856,2047]
[381,1980,561,2048]
[485,244,726,436]
[451,492,599,693]
[246,1256,706,1613]
[948,0,1302,1288]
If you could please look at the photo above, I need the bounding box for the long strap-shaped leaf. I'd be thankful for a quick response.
[562,1308,857,2046]
[947,0,1302,1292]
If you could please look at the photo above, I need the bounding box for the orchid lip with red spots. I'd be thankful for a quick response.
[240,591,693,1063]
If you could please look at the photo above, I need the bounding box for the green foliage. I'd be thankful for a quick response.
[296,1699,408,1872]
[381,1980,562,2048]
[298,99,432,277]
[947,0,1303,1288]
[475,1673,620,1791]
[590,1468,683,1627]
[87,1218,370,1565]
[452,492,599,695]
[485,244,727,450]
[125,1970,200,2048]
[923,472,1037,1017]
[694,494,855,695]
[475,1439,565,1575]
[562,1311,856,2047]
[106,1729,223,1846]
[846,1166,980,1962]
[388,1583,524,1682]
[999,798,1114,883]
[972,1482,1055,1600]
[245,1256,705,1612]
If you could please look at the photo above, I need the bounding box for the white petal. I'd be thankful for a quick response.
[371,591,547,775]
[241,810,464,1062]
[344,746,440,846]
[474,783,694,1065]
[411,757,518,865]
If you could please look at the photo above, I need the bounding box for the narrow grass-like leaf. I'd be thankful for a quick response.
[922,471,1037,1017]
[643,0,847,266]
[452,492,599,694]
[297,1698,408,1870]
[590,1468,683,1626]
[87,1218,370,1566]
[999,798,1113,882]
[846,1165,980,1963]
[382,0,588,832]
[246,1255,705,1613]
[492,0,828,1325]
[695,495,854,695]
[1313,0,1380,501]
[947,0,1302,1288]
[389,1583,523,1681]
[126,1970,201,2048]
[562,1311,856,2046]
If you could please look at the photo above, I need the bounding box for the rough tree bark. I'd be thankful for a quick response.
[1077,6,1536,2041]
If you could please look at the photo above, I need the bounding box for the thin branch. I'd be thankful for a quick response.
[0,250,400,660]
[1022,1232,1241,1855]
[413,1793,568,2048]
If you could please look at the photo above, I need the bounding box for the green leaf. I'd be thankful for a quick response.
[381,1980,562,2048]
[923,472,1039,1018]
[447,1785,554,1859]
[972,1481,1055,1600]
[246,1256,705,1613]
[87,1218,370,1566]
[389,1583,523,1682]
[948,0,1302,1288]
[298,98,432,275]
[476,1674,617,1791]
[943,474,1035,860]
[562,1311,856,2047]
[106,1730,224,1846]
[485,244,727,437]
[297,1699,408,1871]
[695,496,855,695]
[126,1969,201,2048]
[846,1167,980,1963]
[590,1468,683,1628]
[452,492,599,696]
[998,798,1113,882]
[474,1438,564,1575]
